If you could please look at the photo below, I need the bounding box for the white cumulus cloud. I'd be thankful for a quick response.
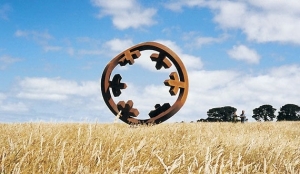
[0,55,21,70]
[0,93,28,112]
[17,77,100,101]
[105,38,134,53]
[0,93,6,101]
[91,0,157,30]
[0,102,28,112]
[227,45,260,64]
[167,0,300,45]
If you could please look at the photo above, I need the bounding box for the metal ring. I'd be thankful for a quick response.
[101,42,189,124]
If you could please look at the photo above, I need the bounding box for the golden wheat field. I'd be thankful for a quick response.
[0,121,299,174]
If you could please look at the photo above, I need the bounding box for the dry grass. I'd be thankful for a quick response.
[0,122,299,173]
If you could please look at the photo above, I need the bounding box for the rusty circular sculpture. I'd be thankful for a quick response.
[101,42,189,125]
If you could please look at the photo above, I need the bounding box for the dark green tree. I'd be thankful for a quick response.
[277,104,300,121]
[206,107,222,122]
[206,106,237,122]
[252,104,276,121]
[220,106,237,121]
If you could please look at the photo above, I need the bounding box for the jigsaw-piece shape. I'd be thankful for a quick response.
[164,72,186,96]
[119,50,141,66]
[150,53,172,70]
[148,103,171,118]
[117,100,139,119]
[109,74,127,97]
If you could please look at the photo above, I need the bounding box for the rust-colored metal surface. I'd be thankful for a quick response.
[101,42,189,124]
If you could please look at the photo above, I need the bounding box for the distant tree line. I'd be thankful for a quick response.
[196,104,300,122]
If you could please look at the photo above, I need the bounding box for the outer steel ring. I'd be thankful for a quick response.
[101,42,189,124]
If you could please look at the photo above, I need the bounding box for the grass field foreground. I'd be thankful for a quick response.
[0,122,299,173]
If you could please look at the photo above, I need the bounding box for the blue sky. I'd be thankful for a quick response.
[1,0,300,123]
